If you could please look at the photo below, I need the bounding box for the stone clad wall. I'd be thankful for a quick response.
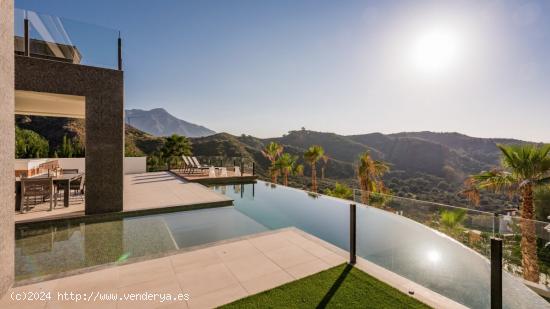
[15,56,124,214]
[0,0,15,297]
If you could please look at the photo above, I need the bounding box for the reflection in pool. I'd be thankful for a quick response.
[15,181,548,309]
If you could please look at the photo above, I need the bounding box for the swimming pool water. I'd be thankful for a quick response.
[15,181,548,309]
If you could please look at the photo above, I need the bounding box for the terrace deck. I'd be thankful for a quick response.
[171,169,258,185]
[15,172,233,224]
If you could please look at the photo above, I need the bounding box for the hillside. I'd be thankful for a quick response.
[15,115,165,158]
[15,115,532,210]
[189,130,533,209]
[389,131,528,166]
[125,124,165,156]
[125,108,215,137]
[16,115,85,151]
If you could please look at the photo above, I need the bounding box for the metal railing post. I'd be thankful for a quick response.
[350,203,357,264]
[491,238,502,309]
[24,18,30,57]
[117,32,122,70]
[493,213,499,236]
[240,161,244,176]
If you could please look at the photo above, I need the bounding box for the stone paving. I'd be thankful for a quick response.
[1,228,346,309]
[15,172,232,224]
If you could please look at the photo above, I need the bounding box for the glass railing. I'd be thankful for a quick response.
[353,190,495,257]
[352,189,494,307]
[14,8,120,69]
[498,215,550,288]
[350,189,549,308]
[193,155,256,175]
[14,8,25,53]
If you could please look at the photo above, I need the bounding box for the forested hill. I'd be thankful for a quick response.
[189,130,538,208]
[15,115,538,209]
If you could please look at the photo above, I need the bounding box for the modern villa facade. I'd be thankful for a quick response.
[1,1,125,296]
[15,49,125,214]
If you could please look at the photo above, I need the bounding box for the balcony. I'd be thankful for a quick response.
[14,8,121,70]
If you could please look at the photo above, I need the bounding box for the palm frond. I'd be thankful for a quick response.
[535,176,550,186]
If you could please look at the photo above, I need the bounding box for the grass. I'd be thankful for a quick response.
[222,264,431,309]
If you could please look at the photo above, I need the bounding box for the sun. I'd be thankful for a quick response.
[410,27,462,76]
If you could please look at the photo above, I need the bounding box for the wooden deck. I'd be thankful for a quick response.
[15,172,233,224]
[171,169,258,185]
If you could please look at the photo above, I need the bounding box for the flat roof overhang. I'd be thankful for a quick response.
[15,90,85,118]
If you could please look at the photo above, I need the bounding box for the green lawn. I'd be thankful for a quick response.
[222,264,431,309]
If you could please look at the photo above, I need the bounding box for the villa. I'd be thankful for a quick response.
[1,3,550,309]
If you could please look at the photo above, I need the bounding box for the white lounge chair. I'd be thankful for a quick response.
[191,157,210,169]
[179,156,193,174]
[186,156,209,174]
[220,167,228,177]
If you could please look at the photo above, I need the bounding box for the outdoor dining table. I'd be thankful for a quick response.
[15,173,84,211]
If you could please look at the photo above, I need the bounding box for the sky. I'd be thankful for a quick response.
[15,0,550,142]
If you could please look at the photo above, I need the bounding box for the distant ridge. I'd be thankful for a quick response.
[125,108,215,137]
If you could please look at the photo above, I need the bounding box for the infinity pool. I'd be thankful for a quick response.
[15,181,548,309]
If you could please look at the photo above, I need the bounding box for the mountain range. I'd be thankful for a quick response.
[125,108,215,137]
[16,112,538,210]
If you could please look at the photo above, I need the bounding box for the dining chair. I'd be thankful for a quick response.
[20,177,55,212]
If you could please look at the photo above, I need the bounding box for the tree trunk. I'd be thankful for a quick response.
[270,165,277,184]
[358,172,370,204]
[284,171,288,186]
[311,162,317,192]
[520,184,540,282]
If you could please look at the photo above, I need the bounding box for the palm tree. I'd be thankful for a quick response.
[320,155,329,180]
[439,209,467,238]
[303,145,326,192]
[161,134,192,170]
[463,144,550,282]
[274,153,303,186]
[325,182,353,200]
[261,142,283,183]
[357,151,390,203]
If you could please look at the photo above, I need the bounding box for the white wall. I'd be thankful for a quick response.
[15,157,147,175]
[124,157,147,174]
[57,158,86,172]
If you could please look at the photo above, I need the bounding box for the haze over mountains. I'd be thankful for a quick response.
[125,108,215,138]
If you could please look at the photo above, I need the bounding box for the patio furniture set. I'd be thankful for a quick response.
[15,160,85,213]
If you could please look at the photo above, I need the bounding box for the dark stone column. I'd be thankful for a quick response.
[15,56,124,215]
[0,0,15,297]
[85,86,124,214]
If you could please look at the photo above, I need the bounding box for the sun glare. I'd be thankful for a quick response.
[427,249,441,263]
[411,27,462,76]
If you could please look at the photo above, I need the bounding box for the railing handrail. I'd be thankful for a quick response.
[352,188,495,216]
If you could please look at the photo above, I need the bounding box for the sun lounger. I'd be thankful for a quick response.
[191,157,211,169]
[185,156,209,175]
